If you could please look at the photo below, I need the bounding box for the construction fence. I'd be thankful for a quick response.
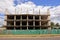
[1,29,60,35]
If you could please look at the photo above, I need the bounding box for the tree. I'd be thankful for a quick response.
[51,22,55,28]
[51,22,54,26]
[55,23,59,27]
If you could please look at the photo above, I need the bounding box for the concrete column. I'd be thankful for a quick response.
[27,15,28,30]
[14,15,16,26]
[20,15,22,30]
[39,9,41,29]
[14,15,16,30]
[48,16,50,26]
[39,16,41,29]
[33,21,35,30]
[33,16,35,26]
[33,16,35,29]
[48,21,50,26]
[4,15,7,26]
[48,16,50,20]
[39,16,41,25]
[5,9,9,15]
[20,15,22,26]
[20,21,22,30]
[14,21,15,30]
[5,16,7,20]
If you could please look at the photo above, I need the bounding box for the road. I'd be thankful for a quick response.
[0,37,60,40]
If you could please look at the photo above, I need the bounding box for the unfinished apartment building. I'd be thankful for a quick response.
[4,9,50,30]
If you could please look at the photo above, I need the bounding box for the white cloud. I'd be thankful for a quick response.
[13,1,51,14]
[0,16,4,27]
[0,0,14,27]
[0,1,51,14]
[50,6,60,15]
[0,0,15,13]
[50,6,60,24]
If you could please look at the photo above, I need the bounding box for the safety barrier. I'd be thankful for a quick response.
[1,29,60,34]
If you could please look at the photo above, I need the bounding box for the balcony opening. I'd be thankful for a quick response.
[7,15,14,19]
[16,21,20,25]
[22,27,27,30]
[7,21,14,26]
[22,15,27,19]
[22,21,27,25]
[28,15,33,19]
[41,21,48,25]
[35,21,39,25]
[6,27,14,30]
[41,16,48,20]
[35,27,40,30]
[28,27,34,30]
[41,27,48,29]
[28,21,33,25]
[16,15,21,19]
[35,16,39,19]
[15,27,20,30]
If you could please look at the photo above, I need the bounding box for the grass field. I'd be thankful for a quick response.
[0,34,60,38]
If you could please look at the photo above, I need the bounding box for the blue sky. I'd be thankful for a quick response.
[14,0,60,6]
[31,0,60,6]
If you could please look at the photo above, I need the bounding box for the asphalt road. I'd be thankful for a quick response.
[0,37,60,40]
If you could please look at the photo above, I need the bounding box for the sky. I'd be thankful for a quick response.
[14,0,60,6]
[0,0,60,27]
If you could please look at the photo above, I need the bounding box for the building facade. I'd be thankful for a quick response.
[4,9,50,30]
[4,14,50,30]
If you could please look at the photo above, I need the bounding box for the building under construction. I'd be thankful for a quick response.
[4,9,50,30]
